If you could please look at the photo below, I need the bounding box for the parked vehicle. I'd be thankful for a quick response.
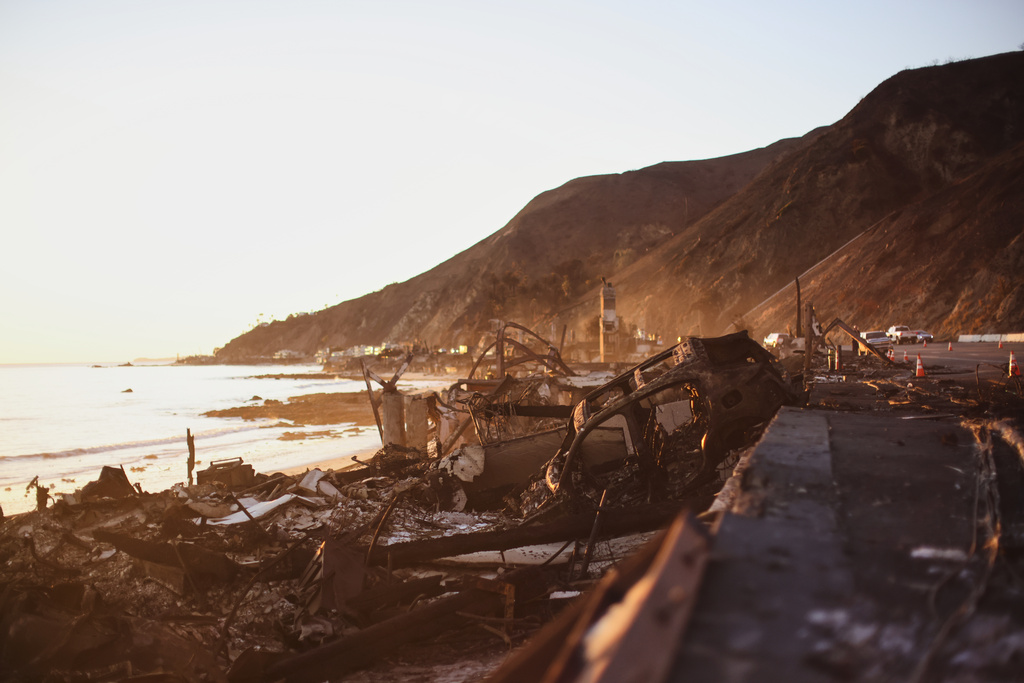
[763,332,805,355]
[860,330,893,356]
[886,325,918,344]
[763,333,792,349]
[915,330,934,344]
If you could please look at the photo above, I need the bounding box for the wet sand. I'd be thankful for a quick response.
[279,448,379,476]
[204,374,453,427]
[203,390,377,426]
[217,373,454,476]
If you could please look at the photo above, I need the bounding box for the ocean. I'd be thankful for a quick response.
[0,362,438,516]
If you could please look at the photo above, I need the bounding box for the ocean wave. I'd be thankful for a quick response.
[5,423,268,461]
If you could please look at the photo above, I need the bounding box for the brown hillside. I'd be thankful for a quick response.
[216,139,808,359]
[747,140,1024,339]
[601,51,1024,340]
[217,51,1024,361]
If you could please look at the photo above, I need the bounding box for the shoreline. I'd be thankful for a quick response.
[0,369,454,516]
[278,447,380,476]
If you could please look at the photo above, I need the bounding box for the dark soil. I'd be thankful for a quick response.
[204,391,376,427]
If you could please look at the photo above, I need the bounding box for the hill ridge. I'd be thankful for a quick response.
[217,51,1024,361]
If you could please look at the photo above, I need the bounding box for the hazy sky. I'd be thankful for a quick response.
[1,0,1020,363]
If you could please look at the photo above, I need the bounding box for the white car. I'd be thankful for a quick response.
[763,333,805,356]
[886,325,918,344]
[763,333,793,349]
[860,330,893,355]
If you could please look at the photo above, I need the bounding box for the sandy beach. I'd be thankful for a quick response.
[0,364,455,516]
[225,372,454,477]
[278,448,379,476]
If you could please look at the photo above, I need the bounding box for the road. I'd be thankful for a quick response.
[841,341,1021,378]
[894,340,1019,375]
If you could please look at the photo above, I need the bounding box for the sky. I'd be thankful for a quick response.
[1,1,1021,363]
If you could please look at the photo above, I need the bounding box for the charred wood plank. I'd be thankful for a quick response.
[489,512,711,683]
[93,529,239,585]
[364,499,711,567]
[570,513,711,682]
[486,524,667,683]
[346,574,445,614]
[264,568,552,682]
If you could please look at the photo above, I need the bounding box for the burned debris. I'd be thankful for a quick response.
[10,319,1020,682]
[531,331,803,517]
[1,329,800,681]
[437,321,580,452]
[424,328,803,520]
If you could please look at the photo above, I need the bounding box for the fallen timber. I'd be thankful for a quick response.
[363,499,712,567]
[489,512,713,683]
[261,566,556,683]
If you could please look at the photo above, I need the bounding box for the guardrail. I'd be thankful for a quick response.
[957,333,1024,343]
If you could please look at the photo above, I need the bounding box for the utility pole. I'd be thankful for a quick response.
[795,277,802,336]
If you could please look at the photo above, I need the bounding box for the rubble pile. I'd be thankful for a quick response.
[0,462,533,682]
[487,353,1024,682]
[0,454,702,681]
[1,331,802,682]
[6,324,1019,681]
[808,351,1024,419]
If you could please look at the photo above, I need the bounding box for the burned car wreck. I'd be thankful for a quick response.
[438,331,805,518]
[535,331,803,514]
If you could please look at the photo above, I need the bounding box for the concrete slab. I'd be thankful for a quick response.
[670,410,857,682]
[667,407,1002,682]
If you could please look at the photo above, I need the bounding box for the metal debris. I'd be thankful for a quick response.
[532,331,803,517]
[0,333,813,682]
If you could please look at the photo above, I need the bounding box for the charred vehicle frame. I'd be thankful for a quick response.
[541,331,804,508]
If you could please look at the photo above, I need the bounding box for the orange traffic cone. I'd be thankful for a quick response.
[923,339,928,348]
[1011,351,1020,377]
[887,348,894,361]
[999,340,1004,349]
[903,350,909,362]
[916,354,926,377]
[948,341,953,351]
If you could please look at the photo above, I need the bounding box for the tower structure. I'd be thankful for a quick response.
[600,278,619,362]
